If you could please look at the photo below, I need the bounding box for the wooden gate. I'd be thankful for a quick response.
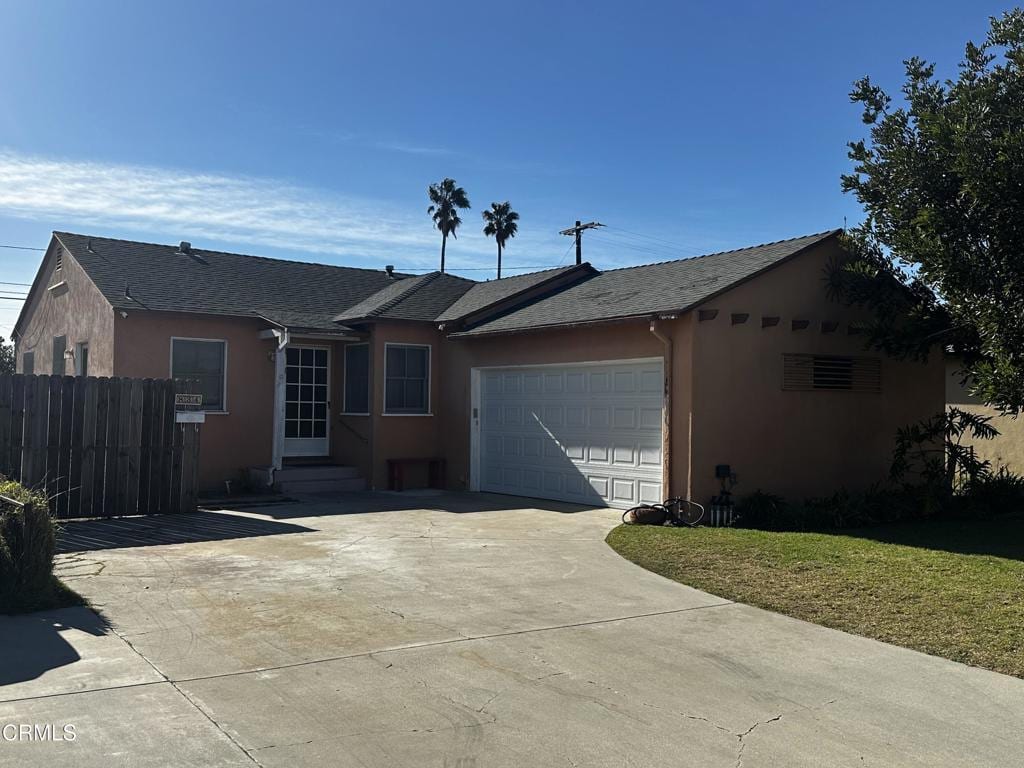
[0,375,201,519]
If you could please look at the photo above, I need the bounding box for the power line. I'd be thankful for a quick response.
[602,225,710,252]
[0,281,31,287]
[396,264,565,273]
[0,244,45,251]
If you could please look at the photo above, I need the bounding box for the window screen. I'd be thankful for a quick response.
[22,352,34,375]
[171,339,227,411]
[782,354,881,393]
[384,345,429,414]
[343,344,369,413]
[52,336,66,375]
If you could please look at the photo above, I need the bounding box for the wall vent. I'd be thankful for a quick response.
[782,353,881,393]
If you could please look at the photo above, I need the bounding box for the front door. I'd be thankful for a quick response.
[284,345,331,457]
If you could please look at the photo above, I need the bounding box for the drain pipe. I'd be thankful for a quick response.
[649,318,673,500]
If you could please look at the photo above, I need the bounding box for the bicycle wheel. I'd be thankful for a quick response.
[665,498,705,526]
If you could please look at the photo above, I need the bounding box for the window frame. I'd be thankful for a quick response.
[169,336,229,414]
[75,341,89,377]
[383,342,432,416]
[342,342,370,416]
[52,335,67,376]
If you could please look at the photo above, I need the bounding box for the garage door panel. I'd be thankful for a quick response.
[479,360,664,509]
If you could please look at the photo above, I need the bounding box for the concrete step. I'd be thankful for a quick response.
[276,477,367,494]
[275,465,362,482]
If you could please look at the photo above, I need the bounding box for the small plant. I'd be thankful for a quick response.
[891,408,998,493]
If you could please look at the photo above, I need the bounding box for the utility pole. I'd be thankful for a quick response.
[559,220,604,264]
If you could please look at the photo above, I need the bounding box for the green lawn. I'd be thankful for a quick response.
[606,514,1024,678]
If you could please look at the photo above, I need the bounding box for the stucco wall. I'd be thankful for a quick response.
[688,239,945,503]
[946,360,1024,475]
[334,339,373,482]
[15,245,115,376]
[112,311,276,491]
[439,317,695,497]
[366,322,444,489]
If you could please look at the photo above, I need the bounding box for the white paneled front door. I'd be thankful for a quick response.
[475,359,664,509]
[284,345,331,457]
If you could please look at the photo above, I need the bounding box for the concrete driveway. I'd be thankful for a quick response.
[1,491,1022,767]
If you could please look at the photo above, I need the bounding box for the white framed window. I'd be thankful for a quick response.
[75,342,89,377]
[52,335,67,375]
[342,343,370,415]
[384,343,431,415]
[170,337,228,412]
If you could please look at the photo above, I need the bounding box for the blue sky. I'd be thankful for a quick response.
[0,1,1010,337]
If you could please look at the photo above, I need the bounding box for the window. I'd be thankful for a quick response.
[22,352,34,375]
[384,344,430,414]
[171,338,227,411]
[52,336,66,375]
[75,342,89,377]
[343,343,369,414]
[782,354,881,393]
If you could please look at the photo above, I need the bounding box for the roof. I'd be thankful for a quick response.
[333,271,475,324]
[52,232,407,332]
[435,264,588,323]
[450,230,840,337]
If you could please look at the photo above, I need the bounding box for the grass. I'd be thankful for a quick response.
[606,513,1024,678]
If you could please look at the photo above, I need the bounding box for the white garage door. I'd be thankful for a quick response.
[477,359,664,509]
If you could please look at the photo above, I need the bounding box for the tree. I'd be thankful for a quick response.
[834,10,1024,414]
[481,201,520,279]
[0,336,13,375]
[427,178,470,274]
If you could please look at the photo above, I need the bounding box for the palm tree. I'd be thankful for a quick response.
[481,201,520,279]
[427,178,471,273]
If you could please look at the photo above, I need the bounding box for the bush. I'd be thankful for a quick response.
[952,468,1024,519]
[0,478,74,614]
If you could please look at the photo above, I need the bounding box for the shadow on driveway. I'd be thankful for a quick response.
[56,511,316,554]
[0,607,112,687]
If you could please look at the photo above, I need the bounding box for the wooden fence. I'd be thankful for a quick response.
[0,375,201,519]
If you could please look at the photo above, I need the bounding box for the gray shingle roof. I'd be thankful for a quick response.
[332,272,475,324]
[435,265,588,323]
[450,230,840,337]
[54,232,407,331]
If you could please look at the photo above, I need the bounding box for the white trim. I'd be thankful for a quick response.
[342,342,370,415]
[472,356,662,372]
[383,342,432,416]
[469,367,481,492]
[258,328,361,342]
[169,336,229,413]
[74,341,89,376]
[270,328,289,475]
[468,356,665,500]
[282,343,332,457]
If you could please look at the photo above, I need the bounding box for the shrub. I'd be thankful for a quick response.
[0,478,68,614]
[952,467,1024,519]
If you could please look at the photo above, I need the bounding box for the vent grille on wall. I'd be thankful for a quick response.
[782,354,881,393]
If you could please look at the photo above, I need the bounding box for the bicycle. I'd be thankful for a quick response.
[622,497,705,527]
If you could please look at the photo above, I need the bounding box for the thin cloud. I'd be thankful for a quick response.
[0,149,455,268]
[372,140,454,156]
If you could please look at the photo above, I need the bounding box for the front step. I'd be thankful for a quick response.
[276,477,367,494]
[275,465,361,482]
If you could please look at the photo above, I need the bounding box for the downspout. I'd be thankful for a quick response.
[269,327,290,486]
[649,318,672,500]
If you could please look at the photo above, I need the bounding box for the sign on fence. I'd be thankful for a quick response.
[0,375,202,519]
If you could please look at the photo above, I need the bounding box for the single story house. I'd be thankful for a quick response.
[13,229,945,508]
